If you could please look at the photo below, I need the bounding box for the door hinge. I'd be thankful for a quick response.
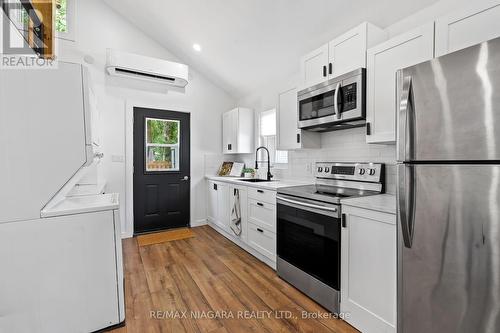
[366,122,371,136]
[342,214,347,228]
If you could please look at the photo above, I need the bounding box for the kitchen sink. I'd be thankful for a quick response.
[239,179,275,183]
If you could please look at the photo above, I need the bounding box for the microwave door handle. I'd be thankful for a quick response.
[334,82,341,119]
[398,75,413,161]
[398,164,416,248]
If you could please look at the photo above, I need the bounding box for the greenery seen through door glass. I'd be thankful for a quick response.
[147,119,179,144]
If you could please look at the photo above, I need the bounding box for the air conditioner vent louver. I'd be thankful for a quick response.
[105,49,189,88]
[114,68,176,82]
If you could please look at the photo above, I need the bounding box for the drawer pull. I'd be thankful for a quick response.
[257,228,264,233]
[257,190,264,193]
[257,202,264,207]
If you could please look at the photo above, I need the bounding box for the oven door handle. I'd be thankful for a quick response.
[277,195,338,212]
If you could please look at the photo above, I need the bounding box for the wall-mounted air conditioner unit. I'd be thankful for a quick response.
[105,49,189,87]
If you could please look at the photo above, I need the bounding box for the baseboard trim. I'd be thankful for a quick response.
[191,218,208,227]
[121,232,133,239]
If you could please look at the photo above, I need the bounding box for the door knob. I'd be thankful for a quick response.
[181,176,189,181]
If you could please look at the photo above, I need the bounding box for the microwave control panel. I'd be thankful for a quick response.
[342,83,357,111]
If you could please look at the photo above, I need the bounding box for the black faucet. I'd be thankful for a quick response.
[255,146,273,181]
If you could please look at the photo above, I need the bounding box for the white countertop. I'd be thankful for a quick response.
[205,175,313,191]
[341,194,396,214]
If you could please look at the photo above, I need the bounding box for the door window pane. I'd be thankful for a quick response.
[145,118,180,171]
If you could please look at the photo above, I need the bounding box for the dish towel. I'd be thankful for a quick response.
[230,189,242,236]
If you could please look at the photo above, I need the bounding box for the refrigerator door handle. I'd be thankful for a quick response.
[398,75,414,161]
[398,164,416,248]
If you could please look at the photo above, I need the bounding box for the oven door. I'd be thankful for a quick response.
[276,194,341,290]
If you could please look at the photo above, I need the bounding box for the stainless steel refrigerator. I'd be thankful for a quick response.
[397,37,500,333]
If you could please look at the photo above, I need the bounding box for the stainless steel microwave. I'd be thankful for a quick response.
[297,68,366,132]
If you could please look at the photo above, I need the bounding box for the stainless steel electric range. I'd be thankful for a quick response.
[276,162,384,313]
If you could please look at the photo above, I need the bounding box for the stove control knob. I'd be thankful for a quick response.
[369,169,376,176]
[318,167,323,173]
[324,167,330,173]
[358,168,366,175]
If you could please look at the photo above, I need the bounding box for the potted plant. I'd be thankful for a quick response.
[242,168,255,178]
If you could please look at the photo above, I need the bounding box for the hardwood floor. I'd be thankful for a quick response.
[110,226,358,333]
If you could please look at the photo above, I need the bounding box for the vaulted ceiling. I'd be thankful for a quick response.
[104,0,439,99]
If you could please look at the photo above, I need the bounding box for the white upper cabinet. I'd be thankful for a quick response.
[222,107,254,154]
[341,205,397,333]
[300,22,386,90]
[329,22,386,78]
[300,44,329,89]
[277,87,320,150]
[366,23,435,144]
[435,1,500,57]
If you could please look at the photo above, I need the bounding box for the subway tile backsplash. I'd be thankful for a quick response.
[205,127,397,194]
[276,128,397,194]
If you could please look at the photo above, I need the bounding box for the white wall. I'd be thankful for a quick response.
[59,0,235,237]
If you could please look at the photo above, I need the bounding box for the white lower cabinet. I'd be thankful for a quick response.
[248,199,276,233]
[341,205,396,333]
[207,181,229,233]
[207,179,277,267]
[247,222,276,261]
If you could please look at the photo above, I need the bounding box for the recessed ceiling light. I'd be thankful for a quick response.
[193,43,202,52]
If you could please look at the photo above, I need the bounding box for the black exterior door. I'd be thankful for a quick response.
[133,107,190,234]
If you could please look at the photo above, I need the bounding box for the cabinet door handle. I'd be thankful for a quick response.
[366,122,371,136]
[342,214,347,228]
[257,202,264,207]
[297,133,301,144]
[323,65,327,77]
[257,228,264,233]
[257,190,264,194]
[329,62,333,75]
[213,184,217,190]
[228,144,232,151]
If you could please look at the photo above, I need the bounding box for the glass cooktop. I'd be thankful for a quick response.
[278,184,379,204]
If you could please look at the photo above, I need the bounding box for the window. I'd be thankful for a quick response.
[55,0,67,33]
[259,109,288,165]
[55,0,75,41]
[145,118,180,172]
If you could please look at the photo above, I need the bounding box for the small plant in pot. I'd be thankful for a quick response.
[243,168,255,178]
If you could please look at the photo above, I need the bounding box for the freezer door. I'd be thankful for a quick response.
[398,164,500,333]
[397,37,500,162]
